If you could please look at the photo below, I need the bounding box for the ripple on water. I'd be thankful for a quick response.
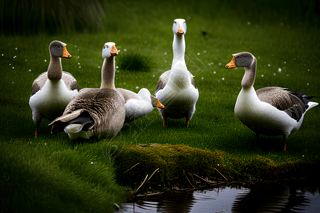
[117,181,320,213]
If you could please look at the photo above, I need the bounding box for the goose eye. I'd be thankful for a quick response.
[103,46,105,49]
[107,46,109,48]
[58,45,61,49]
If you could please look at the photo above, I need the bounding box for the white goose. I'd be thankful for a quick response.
[225,52,318,151]
[29,40,79,138]
[116,88,164,123]
[49,42,125,140]
[154,19,199,127]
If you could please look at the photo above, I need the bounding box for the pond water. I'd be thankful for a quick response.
[117,180,320,213]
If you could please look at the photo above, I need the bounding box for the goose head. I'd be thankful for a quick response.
[102,42,120,59]
[225,52,255,69]
[49,40,71,59]
[173,19,187,35]
[151,95,165,109]
[138,88,165,109]
[225,52,257,88]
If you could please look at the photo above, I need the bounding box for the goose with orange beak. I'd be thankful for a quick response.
[225,52,318,151]
[116,87,164,123]
[154,19,199,127]
[29,40,79,138]
[49,42,125,140]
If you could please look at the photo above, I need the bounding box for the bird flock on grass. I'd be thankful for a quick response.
[28,19,318,151]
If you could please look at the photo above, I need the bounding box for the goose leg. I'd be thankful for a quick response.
[35,127,38,139]
[32,112,43,139]
[160,109,167,127]
[186,120,190,127]
[283,135,287,151]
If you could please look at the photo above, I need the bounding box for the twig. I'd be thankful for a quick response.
[135,174,148,194]
[193,173,215,184]
[184,169,195,188]
[188,172,195,185]
[214,168,228,181]
[147,168,159,182]
[123,162,140,174]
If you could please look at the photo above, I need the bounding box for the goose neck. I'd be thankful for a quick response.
[172,34,185,67]
[101,56,116,90]
[47,55,62,81]
[241,59,257,89]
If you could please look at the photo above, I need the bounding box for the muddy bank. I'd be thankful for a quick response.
[112,144,320,201]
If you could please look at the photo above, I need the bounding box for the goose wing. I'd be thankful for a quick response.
[188,71,197,89]
[116,88,140,103]
[256,87,307,121]
[154,70,171,96]
[62,71,79,91]
[30,72,47,96]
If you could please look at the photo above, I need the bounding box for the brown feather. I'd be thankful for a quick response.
[256,87,306,121]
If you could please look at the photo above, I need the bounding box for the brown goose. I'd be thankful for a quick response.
[29,40,79,138]
[225,52,318,151]
[49,42,125,140]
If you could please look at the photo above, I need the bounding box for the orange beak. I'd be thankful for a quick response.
[225,56,236,69]
[156,99,165,109]
[177,26,184,35]
[110,45,120,56]
[62,46,72,59]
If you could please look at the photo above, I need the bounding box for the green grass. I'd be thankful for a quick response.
[117,51,154,71]
[1,0,320,211]
[1,142,126,212]
[1,0,107,35]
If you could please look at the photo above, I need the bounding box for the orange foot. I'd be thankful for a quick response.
[163,120,166,127]
[186,120,190,127]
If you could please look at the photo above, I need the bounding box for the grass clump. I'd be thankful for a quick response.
[1,0,107,35]
[114,144,228,189]
[114,144,320,191]
[0,142,126,213]
[117,51,154,72]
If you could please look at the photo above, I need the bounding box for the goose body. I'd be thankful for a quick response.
[116,88,164,123]
[155,19,199,127]
[49,42,125,140]
[29,40,79,138]
[226,52,318,151]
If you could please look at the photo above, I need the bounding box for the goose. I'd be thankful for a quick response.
[225,52,318,151]
[116,88,165,123]
[49,42,125,140]
[29,40,79,138]
[154,19,199,127]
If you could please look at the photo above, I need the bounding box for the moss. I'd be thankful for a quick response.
[114,144,320,191]
[114,144,228,188]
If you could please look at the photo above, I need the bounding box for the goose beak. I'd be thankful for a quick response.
[225,56,236,69]
[156,99,165,109]
[62,46,72,59]
[110,45,120,56]
[177,26,184,35]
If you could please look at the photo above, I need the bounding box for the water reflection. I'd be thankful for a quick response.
[117,181,320,213]
[233,181,320,213]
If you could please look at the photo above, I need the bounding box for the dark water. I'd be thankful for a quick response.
[117,181,320,213]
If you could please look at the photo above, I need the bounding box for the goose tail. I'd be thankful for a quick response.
[49,109,94,139]
[306,101,318,112]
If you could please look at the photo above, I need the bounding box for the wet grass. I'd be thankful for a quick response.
[1,0,320,210]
